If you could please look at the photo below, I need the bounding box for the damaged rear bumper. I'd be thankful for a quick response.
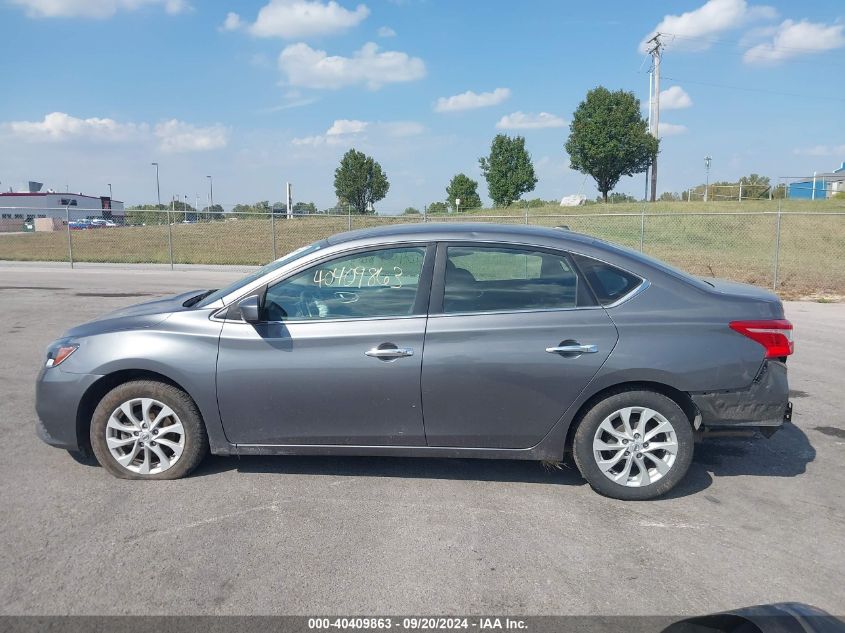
[691,360,791,430]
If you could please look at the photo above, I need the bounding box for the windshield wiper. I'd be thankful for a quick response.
[183,289,218,307]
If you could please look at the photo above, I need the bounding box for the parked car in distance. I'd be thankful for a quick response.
[90,218,117,228]
[35,223,794,500]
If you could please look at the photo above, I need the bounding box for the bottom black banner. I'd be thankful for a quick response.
[1,611,844,633]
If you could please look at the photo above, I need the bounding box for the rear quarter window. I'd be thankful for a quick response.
[572,254,643,306]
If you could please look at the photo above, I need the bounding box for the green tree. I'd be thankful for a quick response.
[739,173,771,199]
[445,173,483,211]
[565,86,657,202]
[292,201,318,215]
[201,204,224,218]
[403,207,421,215]
[658,191,680,202]
[427,201,448,214]
[597,192,638,204]
[334,148,390,214]
[126,204,169,225]
[479,134,537,207]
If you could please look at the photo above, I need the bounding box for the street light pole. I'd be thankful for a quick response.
[704,156,712,202]
[151,163,161,208]
[206,175,214,220]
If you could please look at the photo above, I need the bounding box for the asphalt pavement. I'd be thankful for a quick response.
[0,263,843,616]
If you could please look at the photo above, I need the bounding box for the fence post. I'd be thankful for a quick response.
[271,211,277,260]
[423,204,427,223]
[772,208,782,291]
[348,205,352,230]
[639,209,646,252]
[524,204,529,225]
[167,206,174,270]
[65,206,74,269]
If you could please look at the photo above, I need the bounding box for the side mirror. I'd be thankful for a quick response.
[238,295,262,323]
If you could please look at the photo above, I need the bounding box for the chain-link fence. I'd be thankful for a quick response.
[1,207,843,297]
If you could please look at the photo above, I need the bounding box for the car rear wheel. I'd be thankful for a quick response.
[90,380,208,480]
[573,389,694,500]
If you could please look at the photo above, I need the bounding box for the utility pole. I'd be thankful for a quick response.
[646,33,663,202]
[151,163,161,208]
[645,66,652,201]
[206,175,214,221]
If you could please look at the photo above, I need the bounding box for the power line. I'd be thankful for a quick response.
[662,75,845,103]
[659,31,845,69]
[661,31,840,54]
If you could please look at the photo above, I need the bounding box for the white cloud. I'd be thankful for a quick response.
[659,86,693,110]
[743,19,845,64]
[495,111,567,130]
[639,0,777,53]
[5,112,146,142]
[278,42,425,90]
[9,0,190,18]
[154,120,230,153]
[658,123,688,136]
[291,118,422,146]
[326,119,368,136]
[434,88,510,113]
[220,11,243,31]
[4,112,228,153]
[793,144,845,157]
[377,25,396,37]
[246,0,369,39]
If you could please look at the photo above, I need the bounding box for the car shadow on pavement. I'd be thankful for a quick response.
[665,422,816,499]
[194,454,590,488]
[67,423,815,499]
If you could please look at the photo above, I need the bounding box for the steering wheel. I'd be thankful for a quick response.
[298,289,322,318]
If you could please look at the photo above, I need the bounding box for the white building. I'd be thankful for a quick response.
[0,192,125,221]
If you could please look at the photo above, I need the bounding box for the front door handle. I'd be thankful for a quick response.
[365,347,415,359]
[546,344,598,355]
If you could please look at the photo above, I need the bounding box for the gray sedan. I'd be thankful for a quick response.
[36,223,794,500]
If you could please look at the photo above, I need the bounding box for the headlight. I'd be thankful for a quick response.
[45,342,78,368]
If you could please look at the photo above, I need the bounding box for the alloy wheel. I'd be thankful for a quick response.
[105,398,185,475]
[592,406,679,487]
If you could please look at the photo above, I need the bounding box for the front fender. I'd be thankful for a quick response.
[68,311,231,454]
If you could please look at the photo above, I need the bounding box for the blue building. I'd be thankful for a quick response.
[789,162,845,200]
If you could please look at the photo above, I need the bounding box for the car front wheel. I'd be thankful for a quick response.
[573,389,694,500]
[89,380,208,479]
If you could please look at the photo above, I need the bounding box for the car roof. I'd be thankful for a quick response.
[325,221,600,248]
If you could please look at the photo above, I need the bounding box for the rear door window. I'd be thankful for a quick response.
[442,245,593,313]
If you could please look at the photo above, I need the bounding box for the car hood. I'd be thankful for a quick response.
[63,289,209,338]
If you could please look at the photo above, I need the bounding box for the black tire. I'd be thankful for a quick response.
[89,380,208,480]
[572,389,694,500]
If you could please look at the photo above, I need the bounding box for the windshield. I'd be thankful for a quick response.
[194,241,326,308]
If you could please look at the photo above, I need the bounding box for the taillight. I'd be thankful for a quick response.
[729,319,794,358]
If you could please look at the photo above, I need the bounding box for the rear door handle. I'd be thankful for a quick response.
[365,347,414,359]
[546,344,598,354]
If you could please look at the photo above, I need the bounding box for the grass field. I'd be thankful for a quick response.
[1,200,843,298]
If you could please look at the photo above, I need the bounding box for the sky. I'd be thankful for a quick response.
[0,0,843,212]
